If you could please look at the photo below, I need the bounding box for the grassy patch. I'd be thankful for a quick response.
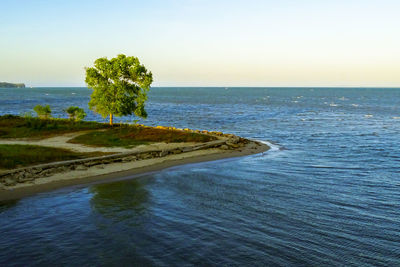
[0,114,109,139]
[124,127,215,143]
[0,115,217,149]
[69,127,216,147]
[69,130,150,148]
[0,144,110,170]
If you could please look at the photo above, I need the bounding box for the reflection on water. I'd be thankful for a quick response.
[0,199,19,213]
[90,178,150,223]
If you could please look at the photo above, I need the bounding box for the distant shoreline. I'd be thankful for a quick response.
[0,82,25,88]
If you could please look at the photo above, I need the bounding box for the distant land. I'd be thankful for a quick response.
[0,82,26,88]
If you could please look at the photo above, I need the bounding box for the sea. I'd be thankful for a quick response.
[0,87,399,266]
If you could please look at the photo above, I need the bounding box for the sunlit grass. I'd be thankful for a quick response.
[69,130,150,148]
[69,127,216,147]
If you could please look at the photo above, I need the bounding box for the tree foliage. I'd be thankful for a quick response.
[33,104,51,119]
[85,54,153,125]
[65,106,86,121]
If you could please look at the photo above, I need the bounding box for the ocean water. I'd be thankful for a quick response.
[0,87,399,266]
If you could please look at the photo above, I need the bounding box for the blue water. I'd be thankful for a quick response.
[0,87,399,266]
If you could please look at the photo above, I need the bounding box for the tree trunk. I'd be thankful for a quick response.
[109,113,113,125]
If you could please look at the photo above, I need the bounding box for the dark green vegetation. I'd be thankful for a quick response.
[33,104,51,119]
[0,144,108,170]
[85,54,153,125]
[69,127,216,148]
[0,115,108,139]
[0,82,25,88]
[65,106,86,121]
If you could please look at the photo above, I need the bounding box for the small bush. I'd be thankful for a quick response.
[65,106,86,121]
[2,114,19,119]
[33,105,51,119]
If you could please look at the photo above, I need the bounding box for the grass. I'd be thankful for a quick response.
[0,144,110,170]
[69,130,150,148]
[69,127,216,148]
[0,114,109,139]
[0,115,216,149]
[124,127,215,143]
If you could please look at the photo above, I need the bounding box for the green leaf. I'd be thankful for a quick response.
[85,54,153,124]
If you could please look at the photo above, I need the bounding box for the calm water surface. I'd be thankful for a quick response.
[0,87,399,266]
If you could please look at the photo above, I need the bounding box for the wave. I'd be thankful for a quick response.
[256,140,281,152]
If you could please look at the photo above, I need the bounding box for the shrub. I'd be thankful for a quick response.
[65,106,86,121]
[33,105,51,119]
[2,114,19,119]
[21,112,34,118]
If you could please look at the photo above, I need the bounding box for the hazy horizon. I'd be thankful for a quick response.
[2,0,400,87]
[7,86,400,89]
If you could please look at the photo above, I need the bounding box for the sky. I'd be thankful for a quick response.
[1,0,399,87]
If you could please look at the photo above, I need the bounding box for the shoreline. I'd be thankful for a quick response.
[0,141,269,201]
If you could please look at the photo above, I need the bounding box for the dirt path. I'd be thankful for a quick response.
[0,131,197,154]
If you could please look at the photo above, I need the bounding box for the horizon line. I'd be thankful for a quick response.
[19,86,400,88]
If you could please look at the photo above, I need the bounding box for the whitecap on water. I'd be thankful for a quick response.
[256,140,281,152]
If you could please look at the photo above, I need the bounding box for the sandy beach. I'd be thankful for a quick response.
[0,140,269,201]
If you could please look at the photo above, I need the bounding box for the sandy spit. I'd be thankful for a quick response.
[0,141,269,201]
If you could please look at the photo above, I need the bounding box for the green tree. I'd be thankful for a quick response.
[65,106,86,121]
[85,54,153,125]
[33,104,51,119]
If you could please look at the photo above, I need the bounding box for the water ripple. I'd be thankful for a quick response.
[1,87,400,266]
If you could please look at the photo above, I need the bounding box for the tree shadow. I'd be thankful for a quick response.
[0,199,19,213]
[89,178,150,224]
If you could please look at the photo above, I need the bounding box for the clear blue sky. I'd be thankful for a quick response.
[1,0,399,87]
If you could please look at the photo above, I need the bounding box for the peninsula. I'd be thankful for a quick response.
[0,82,26,88]
[0,54,271,201]
[0,115,269,200]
